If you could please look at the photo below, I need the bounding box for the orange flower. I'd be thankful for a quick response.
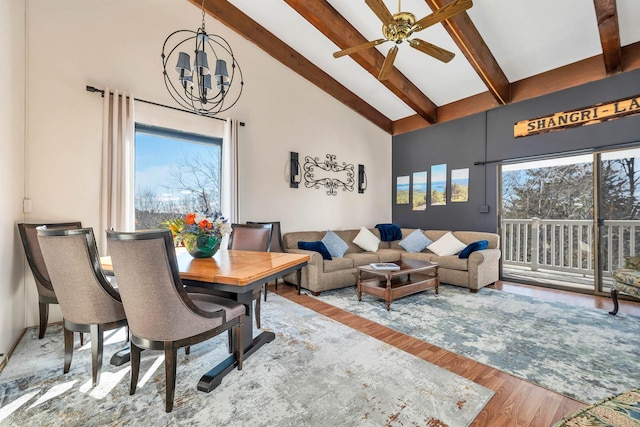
[185,213,196,225]
[198,219,210,230]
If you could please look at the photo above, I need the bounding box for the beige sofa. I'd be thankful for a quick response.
[282,228,501,295]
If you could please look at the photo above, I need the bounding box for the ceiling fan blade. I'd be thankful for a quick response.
[378,45,398,80]
[365,0,395,26]
[409,38,455,62]
[333,39,388,58]
[413,0,473,32]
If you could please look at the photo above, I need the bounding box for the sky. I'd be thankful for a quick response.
[135,133,219,201]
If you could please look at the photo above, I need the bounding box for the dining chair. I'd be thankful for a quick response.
[247,221,284,301]
[228,223,273,329]
[36,227,128,386]
[106,229,245,413]
[18,222,85,341]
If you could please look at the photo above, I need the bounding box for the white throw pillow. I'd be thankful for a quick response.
[399,229,432,253]
[353,227,380,252]
[427,232,467,256]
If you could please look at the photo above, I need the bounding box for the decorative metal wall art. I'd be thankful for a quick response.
[304,154,355,196]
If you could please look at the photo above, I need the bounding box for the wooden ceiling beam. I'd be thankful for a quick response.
[284,0,438,124]
[393,40,640,135]
[423,0,511,105]
[189,0,392,133]
[593,0,623,74]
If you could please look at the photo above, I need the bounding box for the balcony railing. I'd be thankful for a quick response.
[501,218,640,279]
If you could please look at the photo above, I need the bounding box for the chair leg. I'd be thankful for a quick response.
[63,327,74,374]
[79,333,84,346]
[264,283,268,301]
[38,302,49,339]
[234,323,244,371]
[185,346,190,355]
[130,343,141,395]
[609,288,620,315]
[164,346,178,413]
[227,330,233,354]
[255,295,261,329]
[90,324,104,386]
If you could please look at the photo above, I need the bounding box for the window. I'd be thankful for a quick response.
[134,124,222,230]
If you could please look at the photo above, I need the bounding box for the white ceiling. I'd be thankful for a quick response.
[225,0,640,122]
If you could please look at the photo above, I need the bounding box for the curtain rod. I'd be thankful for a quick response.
[85,85,229,123]
[474,140,640,166]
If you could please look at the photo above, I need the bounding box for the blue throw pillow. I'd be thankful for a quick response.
[321,230,349,258]
[298,241,332,260]
[399,229,433,253]
[458,240,489,259]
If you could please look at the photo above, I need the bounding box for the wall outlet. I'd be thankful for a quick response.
[479,205,490,213]
[23,198,32,213]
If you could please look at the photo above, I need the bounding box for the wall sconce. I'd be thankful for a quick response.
[290,151,301,188]
[358,164,367,193]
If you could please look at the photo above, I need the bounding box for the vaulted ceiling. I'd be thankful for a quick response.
[188,0,640,135]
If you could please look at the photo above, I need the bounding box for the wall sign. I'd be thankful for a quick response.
[514,94,640,138]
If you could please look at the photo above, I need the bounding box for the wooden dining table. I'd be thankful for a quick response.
[101,248,309,392]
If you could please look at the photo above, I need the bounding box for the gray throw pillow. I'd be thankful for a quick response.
[399,229,433,253]
[321,230,349,258]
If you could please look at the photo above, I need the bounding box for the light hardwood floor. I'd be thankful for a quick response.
[271,280,640,426]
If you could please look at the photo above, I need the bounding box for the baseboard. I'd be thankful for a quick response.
[0,328,27,374]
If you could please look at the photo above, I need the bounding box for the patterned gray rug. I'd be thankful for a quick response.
[0,293,492,427]
[313,284,640,404]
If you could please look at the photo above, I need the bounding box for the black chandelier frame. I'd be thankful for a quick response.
[161,20,243,116]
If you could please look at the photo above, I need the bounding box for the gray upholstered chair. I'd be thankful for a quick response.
[228,223,272,328]
[18,222,83,339]
[36,227,127,386]
[106,229,245,413]
[247,221,283,301]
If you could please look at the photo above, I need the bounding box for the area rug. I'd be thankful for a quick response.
[552,388,640,426]
[312,284,640,404]
[0,293,492,427]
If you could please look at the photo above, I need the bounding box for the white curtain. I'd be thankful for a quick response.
[221,118,239,224]
[99,88,135,254]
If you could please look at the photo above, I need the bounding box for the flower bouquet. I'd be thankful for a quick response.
[164,212,231,258]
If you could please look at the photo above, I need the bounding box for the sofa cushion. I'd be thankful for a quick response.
[322,230,349,258]
[298,241,332,260]
[323,257,354,273]
[375,249,403,263]
[429,255,469,271]
[459,240,489,259]
[401,252,436,262]
[344,252,379,267]
[353,227,380,252]
[399,229,432,252]
[427,232,467,256]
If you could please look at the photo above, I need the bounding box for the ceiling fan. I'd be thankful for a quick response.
[334,0,473,80]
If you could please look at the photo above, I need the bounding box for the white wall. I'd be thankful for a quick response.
[0,0,27,357]
[12,0,390,333]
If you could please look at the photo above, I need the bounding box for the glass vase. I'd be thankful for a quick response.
[183,234,221,258]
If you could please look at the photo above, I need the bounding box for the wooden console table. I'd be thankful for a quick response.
[357,259,439,310]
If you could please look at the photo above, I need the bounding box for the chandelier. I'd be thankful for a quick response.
[161,0,243,116]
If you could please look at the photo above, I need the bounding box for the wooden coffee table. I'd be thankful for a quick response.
[357,259,439,310]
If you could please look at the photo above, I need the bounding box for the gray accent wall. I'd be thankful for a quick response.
[392,68,640,233]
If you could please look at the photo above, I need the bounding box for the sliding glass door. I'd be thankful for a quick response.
[501,155,595,291]
[596,148,640,293]
[500,146,640,294]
